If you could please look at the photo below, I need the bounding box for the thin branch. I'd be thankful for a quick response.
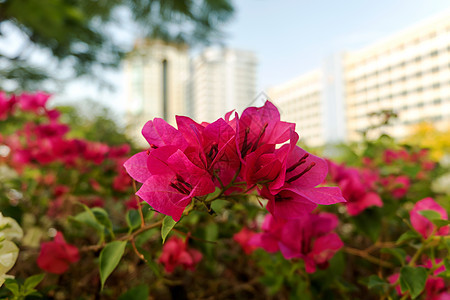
[344,247,395,268]
[133,179,145,228]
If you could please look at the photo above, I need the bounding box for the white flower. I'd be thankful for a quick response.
[0,213,23,286]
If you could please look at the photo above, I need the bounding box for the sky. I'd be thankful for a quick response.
[56,0,450,116]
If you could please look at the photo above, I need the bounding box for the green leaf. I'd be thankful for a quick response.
[396,231,421,244]
[24,273,45,291]
[99,241,127,290]
[4,279,19,296]
[91,207,113,233]
[432,219,450,227]
[367,275,388,289]
[402,165,421,178]
[418,210,450,228]
[73,211,104,232]
[161,216,177,244]
[381,248,407,265]
[399,266,427,299]
[418,210,442,221]
[126,209,141,232]
[204,187,221,202]
[118,285,149,300]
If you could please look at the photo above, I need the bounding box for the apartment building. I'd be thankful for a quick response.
[191,47,258,122]
[344,12,450,141]
[123,39,189,145]
[269,11,450,146]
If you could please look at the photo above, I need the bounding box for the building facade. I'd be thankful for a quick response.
[268,11,450,146]
[124,39,189,145]
[268,70,326,147]
[344,12,450,141]
[191,47,258,122]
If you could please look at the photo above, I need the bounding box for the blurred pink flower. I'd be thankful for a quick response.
[327,160,382,216]
[233,227,257,254]
[159,235,202,273]
[389,258,449,299]
[18,92,50,113]
[250,212,343,273]
[37,232,80,274]
[410,197,449,239]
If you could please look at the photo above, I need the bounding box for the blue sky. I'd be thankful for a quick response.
[59,0,450,114]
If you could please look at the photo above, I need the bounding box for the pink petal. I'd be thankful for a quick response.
[295,187,346,205]
[346,192,383,216]
[142,118,187,150]
[123,151,151,183]
[285,146,328,189]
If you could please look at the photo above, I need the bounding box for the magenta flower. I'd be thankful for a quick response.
[261,143,345,219]
[142,118,188,150]
[250,212,343,273]
[18,92,50,113]
[124,101,345,221]
[244,143,290,192]
[0,92,16,120]
[381,175,410,199]
[389,258,449,299]
[159,235,202,273]
[131,147,215,221]
[233,227,257,254]
[410,197,449,239]
[176,116,240,188]
[236,101,295,160]
[327,160,382,216]
[37,231,80,274]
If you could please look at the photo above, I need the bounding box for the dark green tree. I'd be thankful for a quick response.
[0,0,234,91]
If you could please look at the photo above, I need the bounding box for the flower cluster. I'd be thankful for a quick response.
[159,236,203,273]
[37,231,80,274]
[125,101,346,273]
[250,212,343,273]
[389,258,450,299]
[125,101,345,222]
[410,197,449,239]
[0,92,133,217]
[326,160,382,216]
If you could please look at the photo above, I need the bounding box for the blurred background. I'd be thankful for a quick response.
[1,0,450,149]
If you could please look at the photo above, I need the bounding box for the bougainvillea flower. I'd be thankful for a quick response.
[262,187,318,219]
[124,151,152,183]
[0,92,16,121]
[83,142,109,164]
[327,160,382,216]
[250,212,343,273]
[236,101,295,161]
[261,145,345,218]
[233,227,257,254]
[18,92,50,113]
[142,118,188,151]
[37,232,80,274]
[136,149,215,221]
[389,258,449,299]
[176,117,240,188]
[159,235,202,273]
[35,123,70,139]
[244,143,290,192]
[381,175,410,199]
[410,197,449,239]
